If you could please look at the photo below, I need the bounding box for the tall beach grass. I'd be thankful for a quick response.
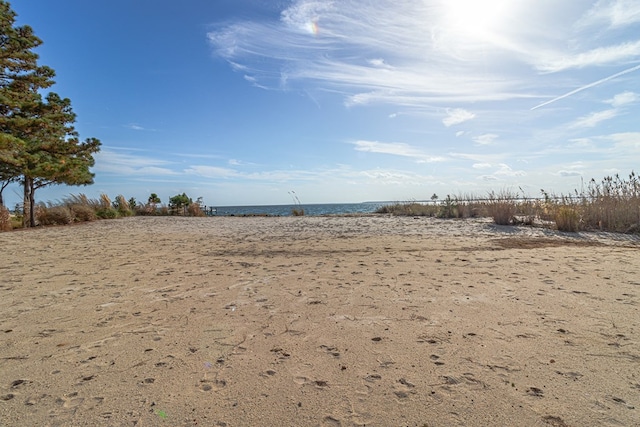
[376,172,640,234]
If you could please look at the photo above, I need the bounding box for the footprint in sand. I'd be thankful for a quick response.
[61,392,84,409]
[393,377,416,401]
[198,379,227,392]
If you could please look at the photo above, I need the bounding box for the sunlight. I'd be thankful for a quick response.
[440,0,511,39]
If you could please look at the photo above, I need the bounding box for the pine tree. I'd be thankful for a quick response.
[0,1,101,226]
[20,93,101,226]
[0,0,55,206]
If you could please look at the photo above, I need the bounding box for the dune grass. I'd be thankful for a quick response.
[3,172,639,234]
[377,172,640,234]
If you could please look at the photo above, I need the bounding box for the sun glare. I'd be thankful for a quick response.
[441,0,510,39]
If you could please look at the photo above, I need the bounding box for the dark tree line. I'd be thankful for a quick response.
[0,0,100,227]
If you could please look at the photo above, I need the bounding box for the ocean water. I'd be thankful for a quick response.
[207,202,391,217]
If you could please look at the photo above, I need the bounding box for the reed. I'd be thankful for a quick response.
[0,206,11,231]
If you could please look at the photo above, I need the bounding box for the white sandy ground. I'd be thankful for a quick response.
[0,215,639,427]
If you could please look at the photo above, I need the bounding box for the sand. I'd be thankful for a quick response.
[1,215,639,427]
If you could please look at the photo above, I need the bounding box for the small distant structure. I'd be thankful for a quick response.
[201,205,217,216]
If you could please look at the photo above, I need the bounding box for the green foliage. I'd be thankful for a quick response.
[438,195,460,218]
[112,194,132,217]
[96,207,118,219]
[169,193,191,215]
[169,193,191,207]
[0,3,101,227]
[148,193,161,204]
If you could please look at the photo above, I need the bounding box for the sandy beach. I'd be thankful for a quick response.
[1,215,638,426]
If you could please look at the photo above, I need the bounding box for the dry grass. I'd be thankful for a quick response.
[0,206,12,231]
[375,172,640,235]
[376,202,438,217]
[554,206,580,232]
[35,205,74,226]
[187,202,206,217]
[486,190,517,225]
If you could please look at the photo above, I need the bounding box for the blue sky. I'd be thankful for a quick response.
[5,0,640,207]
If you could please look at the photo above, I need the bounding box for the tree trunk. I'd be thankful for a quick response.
[22,176,35,228]
[0,180,9,208]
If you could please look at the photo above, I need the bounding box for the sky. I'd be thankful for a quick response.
[5,0,640,207]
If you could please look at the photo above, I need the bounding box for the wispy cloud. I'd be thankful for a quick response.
[443,108,476,127]
[125,123,157,132]
[531,64,640,110]
[184,165,240,179]
[94,149,176,176]
[535,40,640,73]
[472,163,492,169]
[351,140,445,163]
[576,0,640,29]
[606,91,638,107]
[473,133,499,145]
[569,109,618,128]
[558,170,583,177]
[209,1,640,112]
[208,1,548,108]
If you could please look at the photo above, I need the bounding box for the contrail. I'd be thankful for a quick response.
[531,63,640,110]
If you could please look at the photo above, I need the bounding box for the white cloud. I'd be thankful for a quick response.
[473,163,492,169]
[569,109,617,128]
[558,170,583,177]
[606,91,638,107]
[442,108,476,127]
[351,140,445,163]
[536,40,640,72]
[577,0,640,29]
[208,1,640,113]
[125,123,157,132]
[473,133,499,145]
[185,165,240,179]
[94,149,176,176]
[495,163,526,177]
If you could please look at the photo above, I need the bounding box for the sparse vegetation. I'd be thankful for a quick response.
[375,171,640,235]
[289,190,305,216]
[2,172,639,234]
[486,190,517,225]
[0,205,11,231]
[35,204,73,225]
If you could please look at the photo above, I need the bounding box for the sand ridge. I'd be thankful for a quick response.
[1,216,638,426]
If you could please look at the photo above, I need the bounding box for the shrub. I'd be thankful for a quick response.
[36,205,73,225]
[187,202,205,217]
[96,207,118,219]
[70,204,97,222]
[375,202,439,216]
[291,208,305,216]
[438,195,460,218]
[113,195,133,217]
[555,206,580,232]
[487,190,517,225]
[99,194,112,209]
[134,203,155,216]
[0,206,11,231]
